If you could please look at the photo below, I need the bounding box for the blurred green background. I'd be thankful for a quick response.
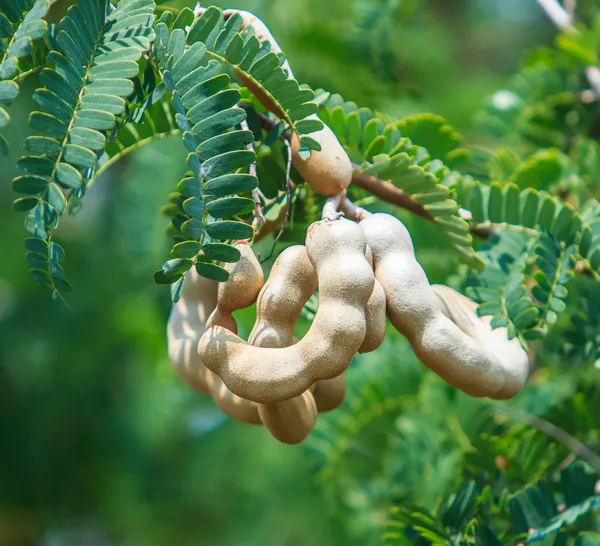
[0,1,572,545]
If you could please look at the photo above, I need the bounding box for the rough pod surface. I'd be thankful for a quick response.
[359,212,529,399]
[199,218,374,404]
[291,114,353,196]
[249,245,319,444]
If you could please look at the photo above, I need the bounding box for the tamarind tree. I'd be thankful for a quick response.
[2,0,600,544]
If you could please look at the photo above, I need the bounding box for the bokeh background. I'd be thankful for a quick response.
[0,1,577,545]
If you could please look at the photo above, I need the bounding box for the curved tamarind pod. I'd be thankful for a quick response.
[199,218,374,404]
[249,245,317,347]
[167,270,218,395]
[206,242,264,424]
[167,267,261,424]
[359,278,387,354]
[218,9,352,196]
[311,376,346,412]
[359,213,529,399]
[291,115,353,196]
[206,241,265,332]
[431,284,529,399]
[248,245,319,444]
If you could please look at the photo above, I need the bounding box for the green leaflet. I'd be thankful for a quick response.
[11,0,156,300]
[0,0,54,154]
[183,7,323,142]
[155,32,259,288]
[319,92,482,268]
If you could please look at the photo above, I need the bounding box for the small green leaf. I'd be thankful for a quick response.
[206,196,255,218]
[202,243,241,263]
[0,80,19,100]
[181,218,204,238]
[206,220,253,240]
[13,197,39,211]
[12,175,48,194]
[195,260,229,282]
[204,173,258,197]
[56,162,82,189]
[182,196,205,218]
[162,258,193,279]
[172,241,201,259]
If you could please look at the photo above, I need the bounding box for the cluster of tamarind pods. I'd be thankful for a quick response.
[165,7,530,445]
[167,202,529,445]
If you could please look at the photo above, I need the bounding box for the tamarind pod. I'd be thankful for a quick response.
[206,241,265,331]
[199,218,374,404]
[247,245,318,443]
[257,391,317,444]
[359,213,529,400]
[249,245,317,347]
[311,376,346,412]
[167,271,218,395]
[359,278,387,354]
[431,284,528,399]
[291,115,353,196]
[206,242,264,424]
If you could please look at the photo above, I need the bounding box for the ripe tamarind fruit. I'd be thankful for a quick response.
[206,241,265,332]
[248,244,319,444]
[167,244,264,425]
[291,115,353,196]
[359,212,529,399]
[199,218,374,404]
[359,277,386,354]
[167,270,217,395]
[431,284,529,399]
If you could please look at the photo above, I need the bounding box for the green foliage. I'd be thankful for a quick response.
[0,0,54,154]
[319,93,482,267]
[10,0,156,300]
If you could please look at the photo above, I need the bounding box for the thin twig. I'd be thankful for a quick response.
[494,405,600,473]
[261,138,293,262]
[340,196,371,221]
[321,192,345,221]
[241,120,264,232]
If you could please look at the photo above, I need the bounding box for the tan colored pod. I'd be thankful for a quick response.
[206,241,265,331]
[359,213,529,400]
[199,218,374,404]
[291,115,353,196]
[359,278,386,354]
[311,376,346,412]
[249,245,318,444]
[249,245,317,347]
[168,277,260,422]
[257,391,317,444]
[167,270,218,395]
[431,285,529,399]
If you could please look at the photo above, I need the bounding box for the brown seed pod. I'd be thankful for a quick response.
[291,115,353,196]
[359,213,529,399]
[199,218,374,404]
[431,284,528,399]
[311,376,346,412]
[359,278,386,354]
[167,244,265,425]
[206,241,265,332]
[167,271,218,395]
[248,245,319,444]
[257,391,318,445]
